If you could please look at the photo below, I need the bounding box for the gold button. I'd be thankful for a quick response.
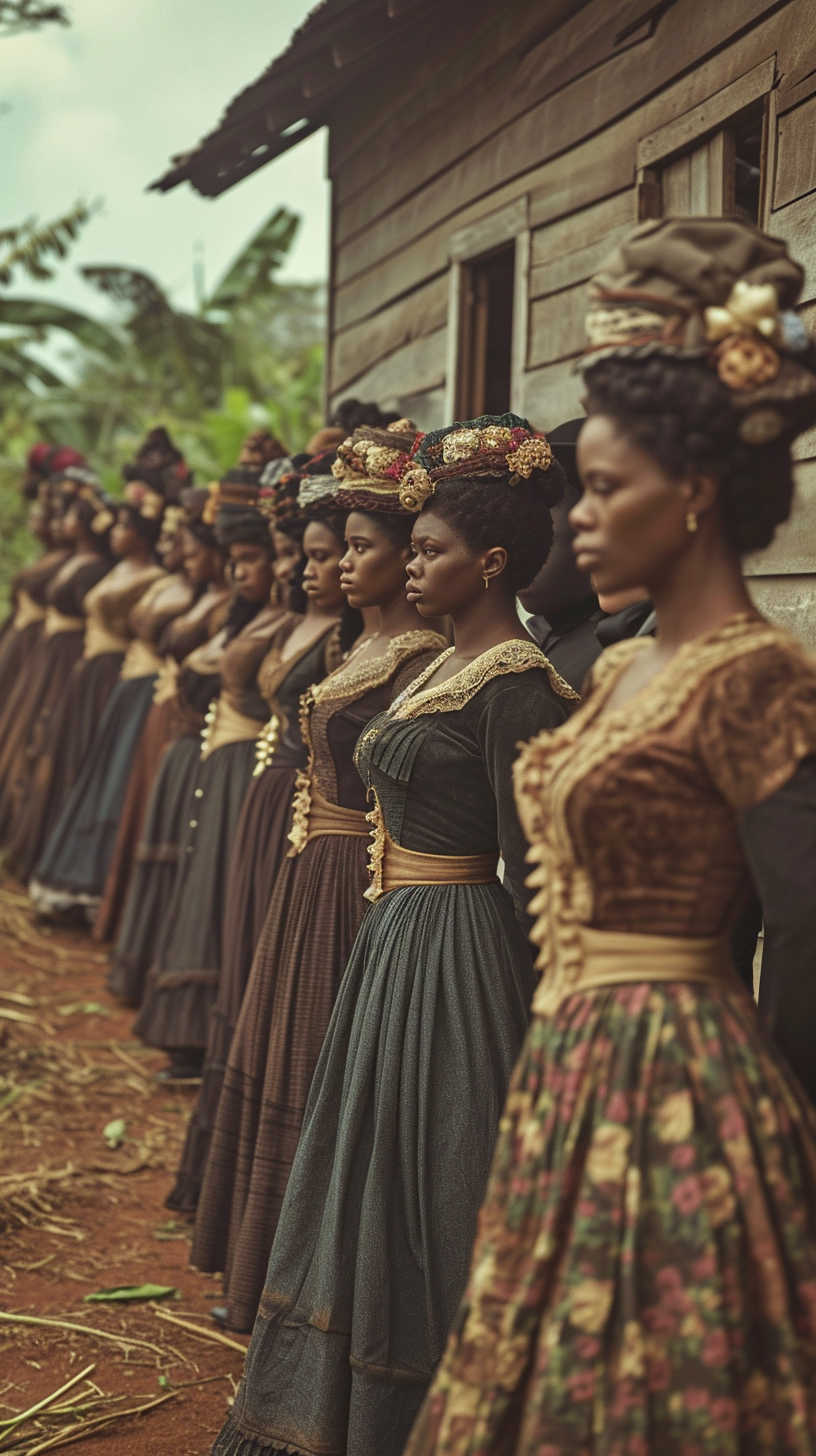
[190,819,198,828]
[194,788,203,798]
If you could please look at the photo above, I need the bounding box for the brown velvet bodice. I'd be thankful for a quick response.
[219,604,288,722]
[83,562,165,640]
[129,572,195,647]
[514,616,816,1007]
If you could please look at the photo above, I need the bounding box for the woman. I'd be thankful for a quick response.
[0,474,112,852]
[22,483,168,895]
[209,423,575,1448]
[193,422,447,1335]
[93,491,232,948]
[131,471,298,1079]
[0,445,85,707]
[167,467,346,1215]
[28,506,199,920]
[405,218,816,1456]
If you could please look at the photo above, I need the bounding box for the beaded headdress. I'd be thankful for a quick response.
[399,413,553,513]
[581,216,816,445]
[237,429,288,472]
[331,419,422,513]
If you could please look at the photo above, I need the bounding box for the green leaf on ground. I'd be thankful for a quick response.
[102,1117,126,1148]
[84,1284,176,1303]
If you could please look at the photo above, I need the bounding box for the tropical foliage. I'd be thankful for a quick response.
[0,205,325,595]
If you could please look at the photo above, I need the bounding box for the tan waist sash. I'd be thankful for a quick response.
[533,926,739,1014]
[44,607,84,637]
[121,639,164,681]
[13,590,46,631]
[153,657,179,705]
[305,790,369,845]
[200,697,262,760]
[379,830,498,897]
[84,621,128,660]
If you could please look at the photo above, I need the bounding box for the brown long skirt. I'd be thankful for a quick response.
[92,697,178,945]
[0,627,84,847]
[166,763,298,1215]
[11,651,125,882]
[190,829,370,1332]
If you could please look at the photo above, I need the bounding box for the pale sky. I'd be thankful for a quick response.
[1,0,329,321]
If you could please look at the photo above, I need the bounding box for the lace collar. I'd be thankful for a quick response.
[309,629,447,705]
[388,638,577,721]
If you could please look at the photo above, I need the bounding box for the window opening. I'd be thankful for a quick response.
[459,245,515,418]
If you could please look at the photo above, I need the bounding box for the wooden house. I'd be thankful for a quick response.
[155,0,816,644]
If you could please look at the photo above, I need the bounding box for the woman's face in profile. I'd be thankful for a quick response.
[572,415,695,596]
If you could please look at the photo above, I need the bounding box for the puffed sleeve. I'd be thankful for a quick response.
[696,639,816,809]
[477,670,573,929]
[739,756,816,1106]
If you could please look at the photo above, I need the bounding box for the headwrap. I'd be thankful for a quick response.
[331,420,423,513]
[237,430,288,472]
[173,486,220,550]
[581,216,816,445]
[399,414,554,512]
[23,443,87,499]
[210,469,271,550]
[122,426,192,513]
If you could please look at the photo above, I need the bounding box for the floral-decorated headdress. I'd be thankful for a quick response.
[399,414,553,513]
[581,216,816,445]
[237,429,289,473]
[331,419,424,513]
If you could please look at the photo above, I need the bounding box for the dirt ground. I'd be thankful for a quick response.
[0,877,247,1456]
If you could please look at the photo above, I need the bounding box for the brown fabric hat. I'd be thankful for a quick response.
[584,216,816,445]
[332,420,422,513]
[238,430,288,471]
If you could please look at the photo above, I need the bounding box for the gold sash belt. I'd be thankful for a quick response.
[13,590,46,631]
[44,607,83,637]
[532,926,739,1014]
[368,829,498,902]
[121,639,164,681]
[304,790,369,845]
[84,621,129,660]
[200,697,262,760]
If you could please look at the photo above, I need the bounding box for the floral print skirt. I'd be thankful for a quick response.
[405,980,816,1456]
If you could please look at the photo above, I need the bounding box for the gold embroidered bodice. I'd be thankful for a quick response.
[129,572,195,647]
[287,629,447,854]
[513,614,816,1013]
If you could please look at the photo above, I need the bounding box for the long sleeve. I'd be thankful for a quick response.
[739,755,816,1105]
[478,673,571,929]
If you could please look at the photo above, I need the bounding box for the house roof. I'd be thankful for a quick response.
[151,0,435,197]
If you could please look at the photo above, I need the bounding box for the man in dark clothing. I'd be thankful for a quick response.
[520,419,605,693]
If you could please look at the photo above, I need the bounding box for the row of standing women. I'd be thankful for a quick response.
[5,212,816,1455]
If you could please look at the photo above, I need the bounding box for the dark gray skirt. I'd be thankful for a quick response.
[213,878,536,1456]
[108,733,202,1005]
[133,738,257,1052]
[29,674,157,915]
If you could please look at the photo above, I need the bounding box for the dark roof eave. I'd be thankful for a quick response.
[150,116,323,197]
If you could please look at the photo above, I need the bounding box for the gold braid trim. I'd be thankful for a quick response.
[513,614,784,1014]
[363,790,387,903]
[286,630,447,857]
[253,714,281,777]
[389,639,578,721]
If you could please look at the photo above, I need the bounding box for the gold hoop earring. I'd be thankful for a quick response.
[483,572,490,589]
[686,511,698,534]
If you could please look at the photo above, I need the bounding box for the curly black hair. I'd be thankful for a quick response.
[421,463,566,593]
[583,354,796,554]
[117,502,163,549]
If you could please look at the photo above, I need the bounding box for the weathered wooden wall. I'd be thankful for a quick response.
[323,0,816,644]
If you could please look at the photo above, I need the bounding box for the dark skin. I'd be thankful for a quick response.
[337,510,432,668]
[517,485,594,618]
[181,530,228,590]
[62,502,102,558]
[271,527,303,608]
[229,541,275,604]
[282,520,345,662]
[110,511,154,568]
[406,509,533,688]
[573,413,754,713]
[159,530,187,575]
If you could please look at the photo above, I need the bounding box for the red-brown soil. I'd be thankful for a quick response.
[0,878,245,1456]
